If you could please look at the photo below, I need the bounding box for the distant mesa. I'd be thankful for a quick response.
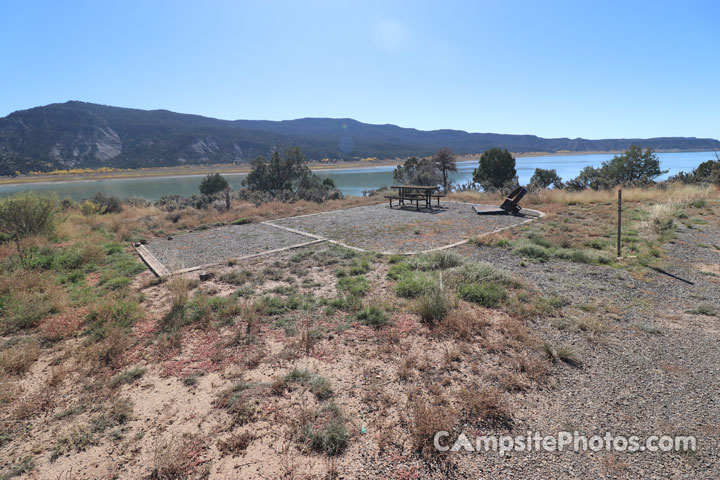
[1,100,718,175]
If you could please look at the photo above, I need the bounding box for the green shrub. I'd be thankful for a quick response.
[260,295,304,315]
[337,276,370,297]
[90,193,123,214]
[1,291,57,334]
[199,173,229,195]
[409,251,463,271]
[415,288,454,325]
[0,456,35,479]
[395,271,436,298]
[103,276,132,291]
[86,298,141,341]
[26,246,87,271]
[348,258,371,275]
[387,254,406,264]
[355,306,389,328]
[458,282,507,307]
[386,262,410,280]
[59,270,85,284]
[325,294,362,314]
[452,262,516,286]
[301,403,348,456]
[0,192,59,246]
[513,242,550,262]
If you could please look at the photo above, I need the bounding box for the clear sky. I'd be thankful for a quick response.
[1,0,718,139]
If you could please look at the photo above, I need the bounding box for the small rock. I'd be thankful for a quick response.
[167,236,173,240]
[133,242,141,247]
[199,272,214,281]
[139,239,148,245]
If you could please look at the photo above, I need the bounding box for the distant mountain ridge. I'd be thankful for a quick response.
[1,101,718,175]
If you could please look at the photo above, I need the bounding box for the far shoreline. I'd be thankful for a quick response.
[0,149,708,187]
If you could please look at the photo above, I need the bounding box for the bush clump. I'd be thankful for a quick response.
[410,251,463,271]
[337,276,370,297]
[458,282,507,307]
[0,192,59,263]
[415,288,455,325]
[300,403,349,456]
[395,271,436,298]
[355,306,389,328]
[513,242,551,262]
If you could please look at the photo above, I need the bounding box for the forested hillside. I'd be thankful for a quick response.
[1,101,718,175]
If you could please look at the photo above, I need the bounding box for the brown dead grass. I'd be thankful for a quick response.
[150,434,209,480]
[0,341,40,376]
[405,388,458,462]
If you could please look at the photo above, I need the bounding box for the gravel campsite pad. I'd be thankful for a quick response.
[267,201,536,253]
[144,223,314,272]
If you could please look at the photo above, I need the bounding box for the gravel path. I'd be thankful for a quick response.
[436,221,720,478]
[144,202,538,272]
[144,223,314,272]
[268,201,536,253]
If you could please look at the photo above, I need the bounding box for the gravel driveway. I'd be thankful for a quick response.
[268,201,537,253]
[436,221,720,478]
[144,223,314,272]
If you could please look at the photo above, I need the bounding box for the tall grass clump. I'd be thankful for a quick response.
[85,297,141,341]
[415,287,455,326]
[458,282,507,307]
[537,183,715,206]
[337,275,370,297]
[395,271,436,298]
[354,305,389,328]
[299,403,349,456]
[408,251,464,271]
[450,262,517,287]
[513,241,551,262]
[161,277,190,330]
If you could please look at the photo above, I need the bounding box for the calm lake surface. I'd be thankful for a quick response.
[0,151,715,201]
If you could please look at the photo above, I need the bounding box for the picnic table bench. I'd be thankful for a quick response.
[384,185,445,210]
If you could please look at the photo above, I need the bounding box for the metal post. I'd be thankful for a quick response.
[617,189,622,258]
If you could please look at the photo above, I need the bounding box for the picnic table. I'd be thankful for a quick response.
[385,185,445,210]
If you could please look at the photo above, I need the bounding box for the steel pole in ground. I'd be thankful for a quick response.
[617,189,622,257]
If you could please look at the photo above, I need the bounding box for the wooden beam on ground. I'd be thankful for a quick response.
[135,244,172,277]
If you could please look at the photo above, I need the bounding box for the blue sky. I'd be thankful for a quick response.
[1,0,718,139]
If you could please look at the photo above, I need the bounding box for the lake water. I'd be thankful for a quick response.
[0,151,715,201]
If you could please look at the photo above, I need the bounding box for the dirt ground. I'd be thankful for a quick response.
[1,188,719,479]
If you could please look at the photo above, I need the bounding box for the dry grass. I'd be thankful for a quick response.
[217,431,255,456]
[441,304,492,339]
[82,325,131,369]
[150,434,208,480]
[0,341,40,376]
[13,379,56,420]
[405,389,458,461]
[3,192,659,477]
[534,183,717,206]
[457,382,512,427]
[39,310,84,342]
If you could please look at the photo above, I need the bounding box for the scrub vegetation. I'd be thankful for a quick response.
[0,178,718,478]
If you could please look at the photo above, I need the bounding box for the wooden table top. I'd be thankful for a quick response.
[390,185,438,190]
